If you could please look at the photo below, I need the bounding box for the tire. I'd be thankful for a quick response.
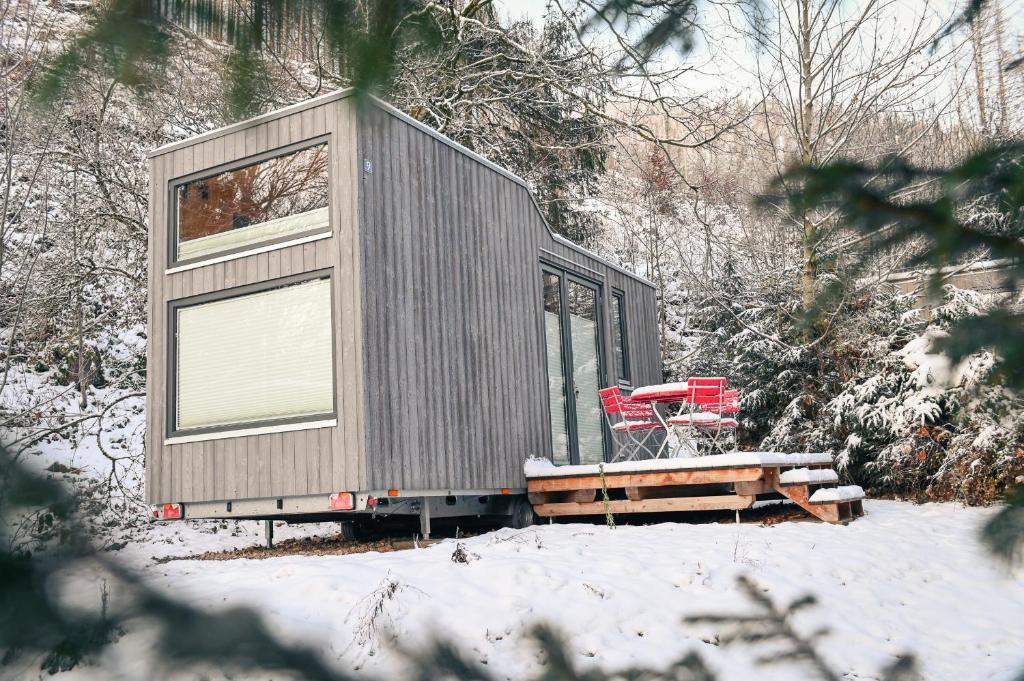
[506,497,537,529]
[337,519,363,541]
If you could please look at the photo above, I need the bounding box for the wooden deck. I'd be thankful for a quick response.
[526,457,864,524]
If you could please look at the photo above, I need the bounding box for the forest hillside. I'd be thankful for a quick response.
[1,0,1022,547]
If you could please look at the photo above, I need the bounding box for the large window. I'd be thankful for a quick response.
[543,272,570,465]
[171,275,334,435]
[172,141,329,264]
[611,291,630,385]
[542,266,608,465]
[567,281,605,464]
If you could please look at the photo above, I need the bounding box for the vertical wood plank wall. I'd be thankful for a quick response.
[147,93,660,505]
[357,107,661,491]
[146,97,364,504]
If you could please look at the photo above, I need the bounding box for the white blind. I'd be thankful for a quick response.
[176,278,334,431]
[178,207,329,261]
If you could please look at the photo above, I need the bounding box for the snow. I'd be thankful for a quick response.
[809,485,866,503]
[610,419,662,432]
[667,411,723,424]
[524,452,834,478]
[630,381,689,400]
[778,467,839,485]
[56,501,1024,681]
[898,328,954,389]
[1,361,146,479]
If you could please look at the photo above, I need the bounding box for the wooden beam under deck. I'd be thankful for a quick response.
[526,467,764,493]
[528,489,597,505]
[533,494,756,517]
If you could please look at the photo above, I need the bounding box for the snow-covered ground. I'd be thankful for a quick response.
[53,500,1023,681]
[0,325,147,480]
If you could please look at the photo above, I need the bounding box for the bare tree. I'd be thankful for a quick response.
[737,0,965,311]
[971,5,989,133]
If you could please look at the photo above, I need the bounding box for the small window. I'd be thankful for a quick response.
[173,142,329,264]
[171,276,334,434]
[611,291,630,385]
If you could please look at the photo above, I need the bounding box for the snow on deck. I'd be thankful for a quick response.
[779,467,840,485]
[65,501,1024,681]
[809,485,865,503]
[524,452,834,478]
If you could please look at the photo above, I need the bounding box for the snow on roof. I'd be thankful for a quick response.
[524,452,834,478]
[809,485,865,503]
[779,467,840,485]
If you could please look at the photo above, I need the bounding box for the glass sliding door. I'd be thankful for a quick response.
[567,281,605,464]
[541,266,609,465]
[543,272,571,465]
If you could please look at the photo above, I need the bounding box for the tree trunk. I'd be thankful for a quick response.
[72,168,88,410]
[993,1,1008,137]
[799,0,816,311]
[971,8,988,134]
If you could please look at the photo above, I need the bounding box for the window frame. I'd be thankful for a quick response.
[167,135,332,269]
[611,289,631,387]
[539,260,611,465]
[165,269,337,440]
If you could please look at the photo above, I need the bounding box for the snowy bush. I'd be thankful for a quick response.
[679,283,1024,505]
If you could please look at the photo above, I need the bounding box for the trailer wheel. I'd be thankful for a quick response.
[337,519,363,542]
[506,497,537,529]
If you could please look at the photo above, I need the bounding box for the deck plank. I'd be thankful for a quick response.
[533,495,755,516]
[526,467,764,492]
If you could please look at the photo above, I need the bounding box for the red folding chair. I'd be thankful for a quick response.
[598,386,666,462]
[666,378,739,454]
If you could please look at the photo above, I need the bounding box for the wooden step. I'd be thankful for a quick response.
[777,467,839,487]
[808,485,865,504]
[765,469,865,524]
[807,498,865,523]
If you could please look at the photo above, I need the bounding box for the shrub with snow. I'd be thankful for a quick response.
[678,282,1024,504]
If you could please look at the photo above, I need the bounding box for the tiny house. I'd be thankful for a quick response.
[145,89,660,530]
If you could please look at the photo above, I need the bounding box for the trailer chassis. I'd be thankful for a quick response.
[151,488,534,541]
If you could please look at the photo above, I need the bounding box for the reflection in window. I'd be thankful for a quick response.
[567,281,604,464]
[175,143,329,262]
[543,273,570,465]
[612,292,630,384]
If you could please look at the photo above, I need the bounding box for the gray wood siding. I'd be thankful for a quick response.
[147,91,660,505]
[146,95,364,505]
[357,106,660,491]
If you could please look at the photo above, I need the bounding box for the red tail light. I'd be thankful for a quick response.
[151,503,182,520]
[329,492,354,511]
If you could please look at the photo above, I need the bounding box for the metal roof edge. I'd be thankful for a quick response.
[365,95,528,189]
[147,88,358,158]
[550,231,657,290]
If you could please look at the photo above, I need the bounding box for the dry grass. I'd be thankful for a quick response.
[156,534,444,563]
